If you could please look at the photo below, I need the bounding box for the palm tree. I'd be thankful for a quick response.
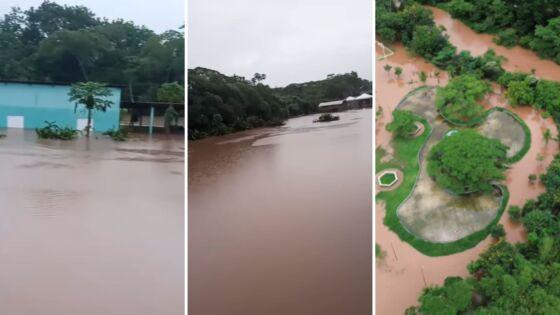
[69,82,114,137]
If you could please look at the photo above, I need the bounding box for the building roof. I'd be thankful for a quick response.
[318,100,344,107]
[355,93,372,100]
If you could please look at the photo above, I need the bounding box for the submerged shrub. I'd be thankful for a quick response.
[103,128,128,141]
[315,113,340,122]
[36,121,78,140]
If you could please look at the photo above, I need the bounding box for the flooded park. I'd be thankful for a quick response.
[189,110,372,315]
[376,6,560,315]
[0,130,184,315]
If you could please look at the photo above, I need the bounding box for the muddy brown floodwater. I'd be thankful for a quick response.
[189,110,372,315]
[0,129,184,315]
[376,8,560,314]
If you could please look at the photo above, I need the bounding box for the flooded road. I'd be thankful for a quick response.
[189,110,372,315]
[376,9,560,314]
[0,130,184,315]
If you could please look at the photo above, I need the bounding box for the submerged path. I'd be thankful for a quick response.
[376,8,560,314]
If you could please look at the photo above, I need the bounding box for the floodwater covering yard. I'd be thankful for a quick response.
[376,7,560,315]
[0,129,184,315]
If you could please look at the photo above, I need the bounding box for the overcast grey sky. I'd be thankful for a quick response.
[188,0,371,87]
[2,0,184,33]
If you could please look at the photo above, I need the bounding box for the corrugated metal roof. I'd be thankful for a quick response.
[318,100,344,107]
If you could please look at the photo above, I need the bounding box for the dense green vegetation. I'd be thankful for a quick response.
[187,67,371,139]
[0,1,184,102]
[380,1,560,311]
[436,75,491,123]
[386,109,420,138]
[427,129,508,194]
[376,1,506,80]
[409,155,560,314]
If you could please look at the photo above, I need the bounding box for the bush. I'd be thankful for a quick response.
[508,205,522,221]
[436,75,491,123]
[36,121,78,140]
[103,128,128,141]
[528,174,537,184]
[386,109,419,138]
[494,28,518,48]
[490,224,506,239]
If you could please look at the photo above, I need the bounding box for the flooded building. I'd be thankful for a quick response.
[318,93,372,112]
[0,81,121,131]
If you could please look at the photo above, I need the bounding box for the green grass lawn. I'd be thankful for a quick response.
[379,172,397,185]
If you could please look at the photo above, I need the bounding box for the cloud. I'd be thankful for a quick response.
[188,0,371,87]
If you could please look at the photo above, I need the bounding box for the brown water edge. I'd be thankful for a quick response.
[430,6,560,81]
[0,129,184,315]
[189,110,372,315]
[376,31,559,315]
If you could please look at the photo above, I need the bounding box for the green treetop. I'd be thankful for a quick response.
[427,129,508,194]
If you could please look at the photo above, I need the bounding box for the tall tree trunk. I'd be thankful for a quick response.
[87,109,92,137]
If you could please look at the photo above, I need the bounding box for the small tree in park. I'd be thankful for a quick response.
[427,129,508,194]
[386,109,419,138]
[544,128,552,144]
[490,224,506,239]
[384,64,392,77]
[69,82,114,137]
[394,66,403,79]
[418,71,427,84]
[529,174,538,184]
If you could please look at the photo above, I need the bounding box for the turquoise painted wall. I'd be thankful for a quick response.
[0,82,121,132]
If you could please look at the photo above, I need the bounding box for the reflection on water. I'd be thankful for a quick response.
[0,129,184,315]
[189,110,372,315]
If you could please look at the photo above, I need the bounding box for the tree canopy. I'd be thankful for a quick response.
[435,74,491,123]
[386,109,420,138]
[0,1,184,102]
[188,68,371,139]
[427,129,508,194]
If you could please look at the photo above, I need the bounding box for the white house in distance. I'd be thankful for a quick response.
[318,93,372,112]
